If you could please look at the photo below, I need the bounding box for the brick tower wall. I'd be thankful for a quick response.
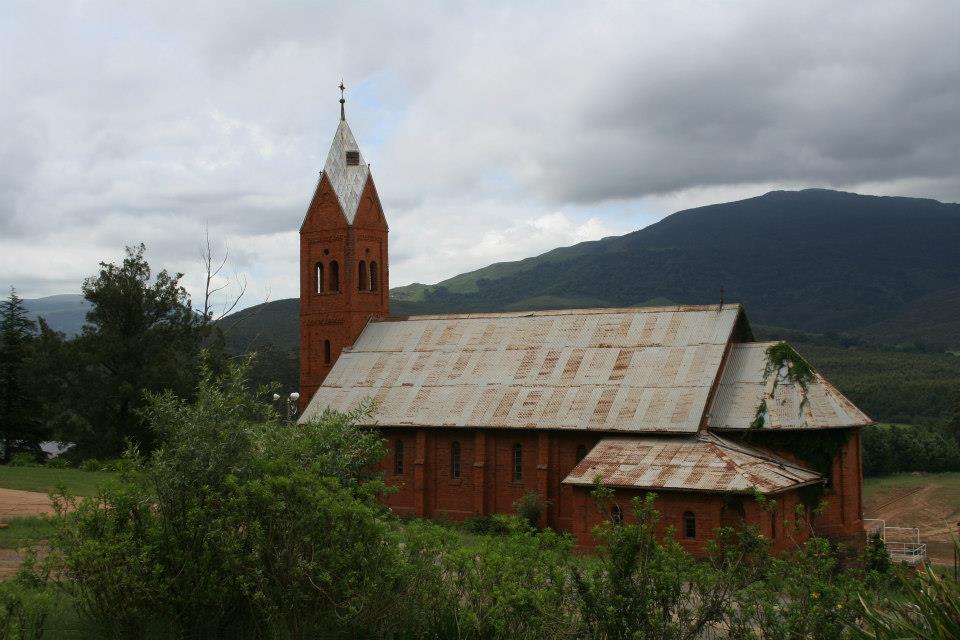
[299,173,388,410]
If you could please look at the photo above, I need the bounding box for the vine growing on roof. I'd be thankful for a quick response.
[750,342,816,429]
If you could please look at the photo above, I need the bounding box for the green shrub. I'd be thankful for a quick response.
[513,491,549,528]
[462,514,516,536]
[7,453,40,467]
[77,458,101,472]
[43,356,398,639]
[0,579,54,640]
[855,539,960,639]
[45,456,70,469]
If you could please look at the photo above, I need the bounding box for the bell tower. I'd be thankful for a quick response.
[299,85,389,409]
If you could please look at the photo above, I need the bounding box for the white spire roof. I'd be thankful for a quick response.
[322,119,370,224]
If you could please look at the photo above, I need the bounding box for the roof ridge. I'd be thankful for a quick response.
[377,303,742,322]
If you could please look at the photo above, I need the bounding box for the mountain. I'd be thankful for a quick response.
[391,189,960,349]
[22,294,91,336]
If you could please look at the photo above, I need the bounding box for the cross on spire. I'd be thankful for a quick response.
[339,80,346,121]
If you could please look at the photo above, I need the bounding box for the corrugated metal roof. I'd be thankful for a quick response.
[301,305,742,433]
[322,120,369,223]
[562,433,821,494]
[709,342,872,430]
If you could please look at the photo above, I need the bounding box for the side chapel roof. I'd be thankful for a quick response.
[562,432,822,494]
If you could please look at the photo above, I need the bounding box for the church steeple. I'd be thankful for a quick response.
[298,87,389,410]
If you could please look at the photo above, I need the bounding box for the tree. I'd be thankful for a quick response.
[947,389,960,445]
[51,245,206,456]
[0,288,41,460]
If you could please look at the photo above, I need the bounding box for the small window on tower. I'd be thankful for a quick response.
[323,340,331,365]
[329,261,340,292]
[345,150,360,166]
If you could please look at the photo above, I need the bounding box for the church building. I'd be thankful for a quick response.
[298,97,871,553]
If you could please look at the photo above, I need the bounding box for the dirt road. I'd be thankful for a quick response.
[0,488,56,518]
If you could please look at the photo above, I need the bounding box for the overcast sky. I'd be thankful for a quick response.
[2,1,959,311]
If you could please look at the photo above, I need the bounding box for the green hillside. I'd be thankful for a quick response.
[393,189,960,349]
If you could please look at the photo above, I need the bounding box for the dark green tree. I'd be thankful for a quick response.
[947,390,960,445]
[49,245,206,456]
[0,288,41,460]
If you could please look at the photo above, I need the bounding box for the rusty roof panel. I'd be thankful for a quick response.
[562,433,821,494]
[709,342,872,430]
[303,305,740,432]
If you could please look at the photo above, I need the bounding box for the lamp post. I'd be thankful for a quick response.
[272,392,301,423]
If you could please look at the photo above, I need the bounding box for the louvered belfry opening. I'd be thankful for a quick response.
[345,150,360,165]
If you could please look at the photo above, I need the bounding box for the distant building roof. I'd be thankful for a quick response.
[301,305,742,433]
[708,342,872,430]
[322,119,369,223]
[562,433,821,494]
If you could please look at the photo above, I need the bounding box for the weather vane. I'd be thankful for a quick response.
[339,80,346,121]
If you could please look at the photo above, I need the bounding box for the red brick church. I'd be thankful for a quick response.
[298,99,871,553]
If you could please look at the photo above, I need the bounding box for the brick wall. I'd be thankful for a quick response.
[299,173,388,410]
[371,426,849,554]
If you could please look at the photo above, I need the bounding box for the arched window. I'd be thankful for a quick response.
[683,511,696,539]
[369,261,378,291]
[611,504,624,525]
[512,443,522,481]
[770,508,777,539]
[358,260,367,291]
[315,263,324,294]
[451,441,461,479]
[323,339,331,365]
[394,441,404,475]
[329,260,340,292]
[575,444,587,463]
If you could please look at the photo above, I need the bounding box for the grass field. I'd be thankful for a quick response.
[0,516,55,549]
[863,471,960,509]
[0,466,118,497]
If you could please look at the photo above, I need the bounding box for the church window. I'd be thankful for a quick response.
[369,261,378,291]
[345,150,360,166]
[358,260,368,291]
[611,504,624,525]
[329,261,340,292]
[770,508,777,539]
[512,443,523,481]
[451,441,461,479]
[575,444,587,463]
[394,441,404,475]
[683,511,696,539]
[323,340,331,365]
[315,263,324,294]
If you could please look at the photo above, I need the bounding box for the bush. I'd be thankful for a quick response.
[6,452,40,467]
[462,514,515,536]
[43,357,398,639]
[513,491,549,528]
[45,456,70,469]
[77,458,101,472]
[0,579,54,639]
